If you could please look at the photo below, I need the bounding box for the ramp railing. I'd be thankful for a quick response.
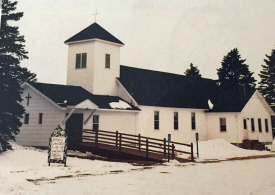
[82,129,194,161]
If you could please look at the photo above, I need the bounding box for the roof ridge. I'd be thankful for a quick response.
[120,65,216,82]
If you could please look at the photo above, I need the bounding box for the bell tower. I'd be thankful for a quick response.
[65,23,124,96]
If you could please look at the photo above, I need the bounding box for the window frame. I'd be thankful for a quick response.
[251,118,255,132]
[105,54,110,68]
[265,119,269,132]
[174,112,178,130]
[258,118,262,133]
[220,118,227,132]
[24,113,29,124]
[191,112,196,130]
[243,119,247,130]
[93,115,99,131]
[154,111,159,130]
[75,53,87,69]
[38,113,43,124]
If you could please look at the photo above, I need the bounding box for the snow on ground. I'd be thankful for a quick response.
[0,141,275,195]
[177,139,272,161]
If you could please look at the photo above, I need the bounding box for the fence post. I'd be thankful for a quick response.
[172,144,175,160]
[116,131,118,147]
[146,139,149,158]
[164,138,166,156]
[119,133,122,152]
[95,130,98,148]
[191,143,194,162]
[138,134,141,150]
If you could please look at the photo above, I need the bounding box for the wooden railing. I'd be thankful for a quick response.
[82,129,194,161]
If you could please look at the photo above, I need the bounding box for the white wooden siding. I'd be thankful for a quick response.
[16,86,65,147]
[137,106,208,143]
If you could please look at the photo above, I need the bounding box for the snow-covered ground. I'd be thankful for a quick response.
[177,139,272,161]
[0,140,275,195]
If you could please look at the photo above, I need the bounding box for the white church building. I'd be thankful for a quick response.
[17,23,274,148]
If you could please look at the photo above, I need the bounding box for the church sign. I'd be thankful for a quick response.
[48,125,68,167]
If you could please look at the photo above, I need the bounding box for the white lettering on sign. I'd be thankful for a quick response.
[50,137,65,160]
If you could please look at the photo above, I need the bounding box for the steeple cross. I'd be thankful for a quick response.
[26,93,32,106]
[92,10,100,23]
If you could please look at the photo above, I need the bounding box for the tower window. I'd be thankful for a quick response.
[105,54,110,68]
[76,53,87,69]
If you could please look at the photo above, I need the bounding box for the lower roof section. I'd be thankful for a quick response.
[28,82,140,111]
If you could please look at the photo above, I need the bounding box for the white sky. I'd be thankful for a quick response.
[10,0,275,84]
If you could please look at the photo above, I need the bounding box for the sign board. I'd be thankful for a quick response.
[48,125,68,167]
[195,133,199,141]
[168,134,171,143]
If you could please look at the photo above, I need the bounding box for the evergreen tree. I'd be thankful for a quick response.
[217,48,256,90]
[258,48,275,136]
[0,0,36,152]
[184,63,202,78]
[258,48,275,108]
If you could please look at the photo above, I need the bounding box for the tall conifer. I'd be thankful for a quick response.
[0,0,36,151]
[184,63,202,78]
[217,48,256,90]
[258,48,275,108]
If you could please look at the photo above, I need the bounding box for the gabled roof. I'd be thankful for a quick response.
[29,82,139,111]
[64,23,124,45]
[118,65,256,112]
[207,88,255,112]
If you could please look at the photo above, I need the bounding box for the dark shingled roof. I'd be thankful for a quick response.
[208,88,255,112]
[64,23,124,45]
[118,65,255,112]
[30,82,139,110]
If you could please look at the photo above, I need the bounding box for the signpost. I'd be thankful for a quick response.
[168,134,171,162]
[195,133,199,158]
[48,125,68,167]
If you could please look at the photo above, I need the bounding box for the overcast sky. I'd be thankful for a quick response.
[8,0,275,84]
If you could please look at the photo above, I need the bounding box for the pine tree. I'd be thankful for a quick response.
[217,48,256,90]
[184,63,202,78]
[0,0,36,152]
[258,48,275,108]
[258,49,275,136]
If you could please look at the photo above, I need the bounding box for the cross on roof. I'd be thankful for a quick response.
[26,93,32,106]
[92,10,100,23]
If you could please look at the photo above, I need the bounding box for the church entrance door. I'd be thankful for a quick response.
[65,113,83,149]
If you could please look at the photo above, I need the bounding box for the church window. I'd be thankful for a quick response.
[174,112,178,130]
[76,53,87,69]
[105,54,110,68]
[251,118,255,132]
[258,119,262,132]
[24,113,29,124]
[93,115,99,131]
[265,119,269,132]
[38,113,43,124]
[220,118,226,132]
[243,119,247,129]
[191,112,196,130]
[154,111,159,130]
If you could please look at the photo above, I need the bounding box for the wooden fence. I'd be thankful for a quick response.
[82,129,194,162]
